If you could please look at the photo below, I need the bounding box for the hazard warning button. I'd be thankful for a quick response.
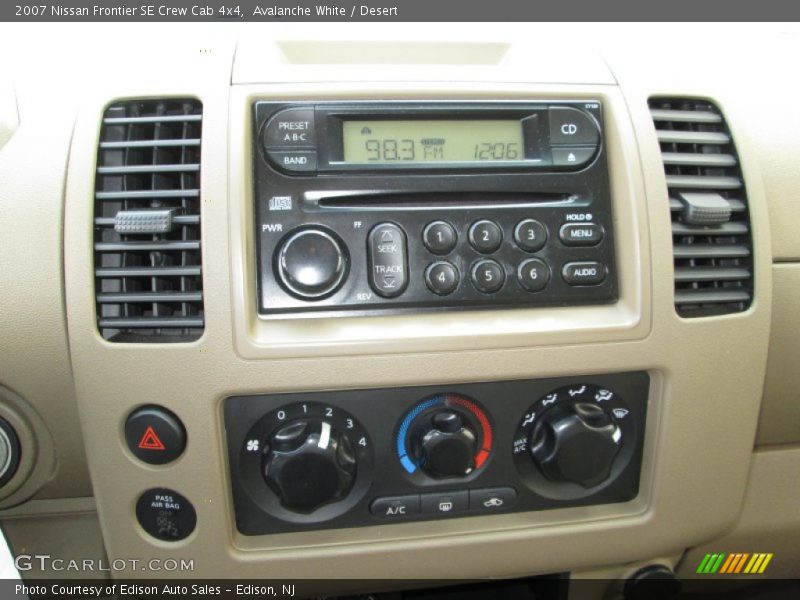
[124,406,186,465]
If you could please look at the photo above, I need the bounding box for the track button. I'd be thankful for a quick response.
[370,495,420,518]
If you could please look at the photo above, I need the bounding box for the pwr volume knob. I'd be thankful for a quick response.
[263,420,356,513]
[275,228,348,300]
[530,402,621,488]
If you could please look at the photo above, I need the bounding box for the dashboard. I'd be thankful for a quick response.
[0,22,799,597]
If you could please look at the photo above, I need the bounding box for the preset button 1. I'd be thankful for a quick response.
[368,223,408,298]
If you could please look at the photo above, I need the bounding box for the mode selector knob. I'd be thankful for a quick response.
[530,402,621,488]
[276,228,348,300]
[413,410,477,479]
[263,420,356,513]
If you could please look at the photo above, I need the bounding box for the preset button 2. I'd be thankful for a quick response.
[468,220,503,254]
[368,223,408,298]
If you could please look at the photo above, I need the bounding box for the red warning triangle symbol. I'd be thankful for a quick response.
[138,426,166,451]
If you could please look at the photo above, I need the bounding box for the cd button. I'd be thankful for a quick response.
[471,259,505,294]
[552,146,597,168]
[559,223,604,246]
[368,223,408,298]
[263,108,316,149]
[425,261,459,296]
[549,107,600,146]
[517,259,550,293]
[370,495,420,518]
[468,220,503,254]
[562,261,607,286]
[268,150,317,172]
[514,219,547,252]
[420,490,469,516]
[423,221,457,254]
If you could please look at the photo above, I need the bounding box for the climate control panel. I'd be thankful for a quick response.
[225,372,648,535]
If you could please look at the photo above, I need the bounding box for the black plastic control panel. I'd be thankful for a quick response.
[253,101,617,317]
[225,372,648,535]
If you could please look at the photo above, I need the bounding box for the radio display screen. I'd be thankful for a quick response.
[341,120,524,163]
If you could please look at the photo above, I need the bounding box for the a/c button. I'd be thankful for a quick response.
[370,495,420,518]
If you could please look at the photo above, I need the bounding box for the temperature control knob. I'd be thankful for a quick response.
[263,419,356,513]
[530,402,621,488]
[412,410,478,478]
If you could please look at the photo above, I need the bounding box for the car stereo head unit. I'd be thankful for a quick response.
[252,101,617,317]
[260,102,602,173]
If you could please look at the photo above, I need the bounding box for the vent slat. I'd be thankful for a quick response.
[670,197,746,212]
[673,244,750,259]
[657,130,731,145]
[661,152,737,167]
[94,241,201,252]
[95,189,200,200]
[97,292,203,303]
[674,267,751,283]
[98,317,205,329]
[100,139,201,149]
[674,290,752,305]
[95,215,200,226]
[672,222,749,236]
[96,266,202,278]
[97,164,200,175]
[94,99,204,342]
[666,175,741,190]
[650,108,723,124]
[650,98,753,318]
[103,114,202,125]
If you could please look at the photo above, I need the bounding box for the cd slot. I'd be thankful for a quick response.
[306,191,584,211]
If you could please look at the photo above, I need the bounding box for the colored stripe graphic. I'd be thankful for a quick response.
[698,552,773,575]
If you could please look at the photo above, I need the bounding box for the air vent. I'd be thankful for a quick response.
[94,99,204,342]
[649,98,753,317]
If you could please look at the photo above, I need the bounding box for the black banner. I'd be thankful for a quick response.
[3,0,800,22]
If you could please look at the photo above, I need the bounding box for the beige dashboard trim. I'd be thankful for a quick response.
[58,40,772,579]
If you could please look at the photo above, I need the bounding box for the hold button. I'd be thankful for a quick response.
[368,223,408,298]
